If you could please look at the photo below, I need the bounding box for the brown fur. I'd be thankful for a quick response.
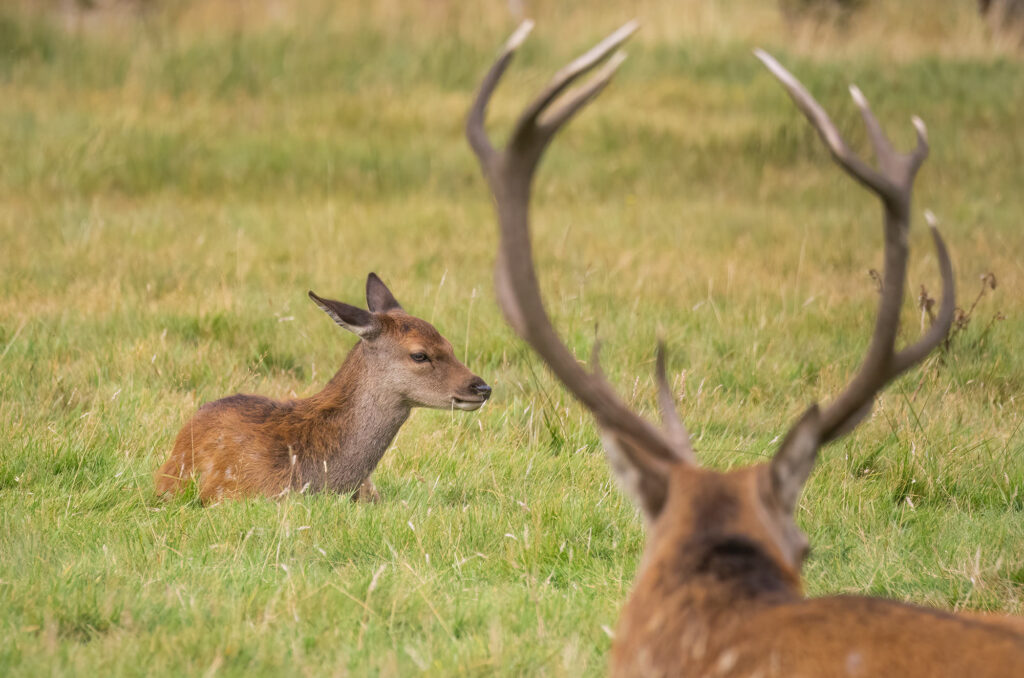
[155,277,489,503]
[610,464,1024,677]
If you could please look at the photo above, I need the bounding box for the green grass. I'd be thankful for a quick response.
[1,1,1022,675]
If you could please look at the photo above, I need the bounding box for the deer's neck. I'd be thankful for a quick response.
[613,535,803,676]
[630,531,802,626]
[680,533,800,604]
[289,342,410,492]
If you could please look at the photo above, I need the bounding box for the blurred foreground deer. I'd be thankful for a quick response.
[467,21,1024,676]
[155,273,490,503]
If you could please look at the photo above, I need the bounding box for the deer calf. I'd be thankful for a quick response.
[468,21,1024,677]
[155,273,490,503]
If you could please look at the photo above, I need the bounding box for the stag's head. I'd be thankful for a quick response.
[601,388,821,588]
[309,273,491,411]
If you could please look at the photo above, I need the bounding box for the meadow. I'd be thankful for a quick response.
[1,1,1022,675]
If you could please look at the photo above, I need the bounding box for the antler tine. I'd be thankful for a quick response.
[656,343,697,463]
[890,212,956,374]
[540,51,629,136]
[512,20,638,147]
[848,85,891,156]
[848,85,931,192]
[753,50,895,201]
[467,20,536,168]
[468,22,684,465]
[757,51,955,448]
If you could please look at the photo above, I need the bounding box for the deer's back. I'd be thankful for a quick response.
[157,394,296,501]
[614,594,1024,677]
[756,596,1024,676]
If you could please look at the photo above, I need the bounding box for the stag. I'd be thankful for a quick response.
[155,273,490,503]
[467,21,1024,676]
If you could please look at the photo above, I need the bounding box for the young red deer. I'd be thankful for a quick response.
[468,21,1024,676]
[155,273,490,503]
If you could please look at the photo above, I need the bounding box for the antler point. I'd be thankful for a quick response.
[505,19,535,52]
[911,115,928,139]
[848,84,868,108]
[753,51,803,95]
[752,49,785,77]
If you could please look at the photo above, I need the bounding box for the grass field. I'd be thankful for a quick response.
[1,1,1022,675]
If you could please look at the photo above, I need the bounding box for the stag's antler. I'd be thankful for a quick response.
[466,24,954,506]
[466,21,696,471]
[755,52,955,454]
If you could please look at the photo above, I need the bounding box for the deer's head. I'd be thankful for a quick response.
[600,397,821,588]
[309,273,491,411]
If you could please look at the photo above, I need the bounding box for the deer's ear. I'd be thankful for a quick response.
[365,273,403,313]
[770,405,822,515]
[601,429,671,522]
[308,291,379,338]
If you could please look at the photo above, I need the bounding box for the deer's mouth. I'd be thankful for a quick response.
[452,397,486,411]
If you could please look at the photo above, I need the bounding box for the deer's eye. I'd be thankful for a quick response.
[410,352,430,363]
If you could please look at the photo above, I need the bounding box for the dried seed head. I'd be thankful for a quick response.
[868,268,883,294]
[918,285,936,313]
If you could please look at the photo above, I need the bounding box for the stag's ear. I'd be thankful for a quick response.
[770,405,822,515]
[308,291,379,338]
[365,273,403,314]
[601,429,672,522]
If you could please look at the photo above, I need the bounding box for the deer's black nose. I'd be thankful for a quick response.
[470,378,492,399]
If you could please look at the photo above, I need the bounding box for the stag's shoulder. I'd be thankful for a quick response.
[753,595,1024,664]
